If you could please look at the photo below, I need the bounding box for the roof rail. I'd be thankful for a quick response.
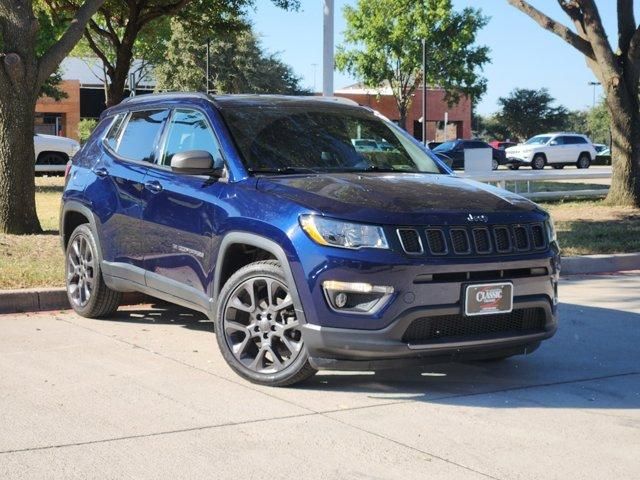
[119,91,211,105]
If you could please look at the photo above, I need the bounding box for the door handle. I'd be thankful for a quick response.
[144,180,163,193]
[92,167,108,178]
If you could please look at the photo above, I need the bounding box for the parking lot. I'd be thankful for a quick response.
[1,272,639,479]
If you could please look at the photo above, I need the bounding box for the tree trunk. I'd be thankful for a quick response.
[0,93,42,234]
[604,98,640,207]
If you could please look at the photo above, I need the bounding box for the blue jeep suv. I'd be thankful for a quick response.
[60,93,560,386]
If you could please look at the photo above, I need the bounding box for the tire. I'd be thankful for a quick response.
[551,164,565,170]
[507,164,520,170]
[65,224,121,318]
[531,154,546,170]
[577,153,591,169]
[215,260,317,387]
[491,158,499,170]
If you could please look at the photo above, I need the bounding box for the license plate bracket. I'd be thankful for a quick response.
[464,282,513,317]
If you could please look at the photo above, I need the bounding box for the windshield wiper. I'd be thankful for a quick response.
[248,166,321,175]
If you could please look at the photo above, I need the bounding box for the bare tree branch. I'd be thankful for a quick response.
[617,0,635,54]
[37,0,107,84]
[578,0,620,76]
[82,29,115,78]
[507,0,595,60]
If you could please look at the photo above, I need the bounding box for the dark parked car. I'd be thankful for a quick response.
[489,140,517,151]
[60,93,560,387]
[433,139,507,170]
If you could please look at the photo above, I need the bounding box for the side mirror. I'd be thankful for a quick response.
[170,150,215,175]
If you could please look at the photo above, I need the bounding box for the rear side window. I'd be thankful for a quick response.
[569,136,587,144]
[160,109,222,167]
[117,109,169,162]
[104,114,126,150]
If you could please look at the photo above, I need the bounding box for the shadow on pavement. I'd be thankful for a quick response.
[103,301,640,409]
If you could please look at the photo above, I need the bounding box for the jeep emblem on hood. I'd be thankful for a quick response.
[466,214,489,223]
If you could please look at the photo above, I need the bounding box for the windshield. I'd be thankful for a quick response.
[525,135,551,145]
[219,105,443,174]
[433,141,457,152]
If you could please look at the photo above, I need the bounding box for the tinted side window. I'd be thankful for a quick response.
[160,109,222,167]
[553,136,566,145]
[571,136,587,144]
[104,114,126,150]
[117,109,169,162]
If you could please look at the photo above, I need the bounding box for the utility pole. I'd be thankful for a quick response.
[206,38,211,94]
[322,0,334,96]
[421,38,427,146]
[588,81,601,108]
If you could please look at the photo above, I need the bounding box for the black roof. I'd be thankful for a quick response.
[102,92,364,119]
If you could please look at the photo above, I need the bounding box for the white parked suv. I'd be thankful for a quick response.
[34,134,81,174]
[504,133,596,170]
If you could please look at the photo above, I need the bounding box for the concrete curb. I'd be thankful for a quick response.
[0,288,149,315]
[561,252,640,276]
[1,252,639,315]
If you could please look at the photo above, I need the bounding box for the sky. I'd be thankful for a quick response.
[249,0,637,116]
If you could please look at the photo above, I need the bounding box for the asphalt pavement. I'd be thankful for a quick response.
[1,272,639,479]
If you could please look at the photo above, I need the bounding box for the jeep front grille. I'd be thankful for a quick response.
[396,223,547,257]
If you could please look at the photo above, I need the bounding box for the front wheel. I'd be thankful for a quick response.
[491,158,499,170]
[531,155,546,170]
[215,260,317,387]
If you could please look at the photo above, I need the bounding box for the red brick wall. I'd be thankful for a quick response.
[35,80,81,140]
[334,88,472,141]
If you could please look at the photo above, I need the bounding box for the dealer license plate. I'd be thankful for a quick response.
[464,282,513,316]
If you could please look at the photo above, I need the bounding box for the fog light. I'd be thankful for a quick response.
[322,281,394,315]
[334,292,348,308]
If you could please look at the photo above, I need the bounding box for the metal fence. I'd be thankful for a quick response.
[461,168,612,200]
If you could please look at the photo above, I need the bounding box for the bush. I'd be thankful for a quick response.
[78,118,98,144]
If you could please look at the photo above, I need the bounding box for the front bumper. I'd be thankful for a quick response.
[303,295,556,370]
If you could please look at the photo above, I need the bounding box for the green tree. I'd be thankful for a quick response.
[155,20,307,95]
[0,0,105,234]
[586,100,611,146]
[45,0,299,107]
[508,0,640,206]
[496,88,569,141]
[336,0,490,129]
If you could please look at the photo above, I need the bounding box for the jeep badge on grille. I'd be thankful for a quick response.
[466,214,488,223]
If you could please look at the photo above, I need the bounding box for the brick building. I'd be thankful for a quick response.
[334,83,472,142]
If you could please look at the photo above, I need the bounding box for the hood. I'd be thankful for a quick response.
[35,134,79,146]
[256,173,543,225]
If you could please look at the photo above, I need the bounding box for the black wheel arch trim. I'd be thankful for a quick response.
[60,200,104,263]
[213,232,307,324]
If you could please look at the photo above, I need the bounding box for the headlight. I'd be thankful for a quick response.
[300,215,389,250]
[545,216,557,243]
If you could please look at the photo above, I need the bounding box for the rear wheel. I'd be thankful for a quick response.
[531,154,546,170]
[215,260,317,387]
[577,153,591,169]
[65,224,121,318]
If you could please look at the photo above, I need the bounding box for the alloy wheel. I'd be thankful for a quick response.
[222,276,303,374]
[67,235,95,307]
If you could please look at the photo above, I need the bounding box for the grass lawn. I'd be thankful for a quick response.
[0,177,639,290]
[539,199,640,256]
[0,177,64,289]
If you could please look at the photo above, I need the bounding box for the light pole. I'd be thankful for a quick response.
[322,0,334,96]
[421,38,427,145]
[588,81,601,108]
[205,38,211,94]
